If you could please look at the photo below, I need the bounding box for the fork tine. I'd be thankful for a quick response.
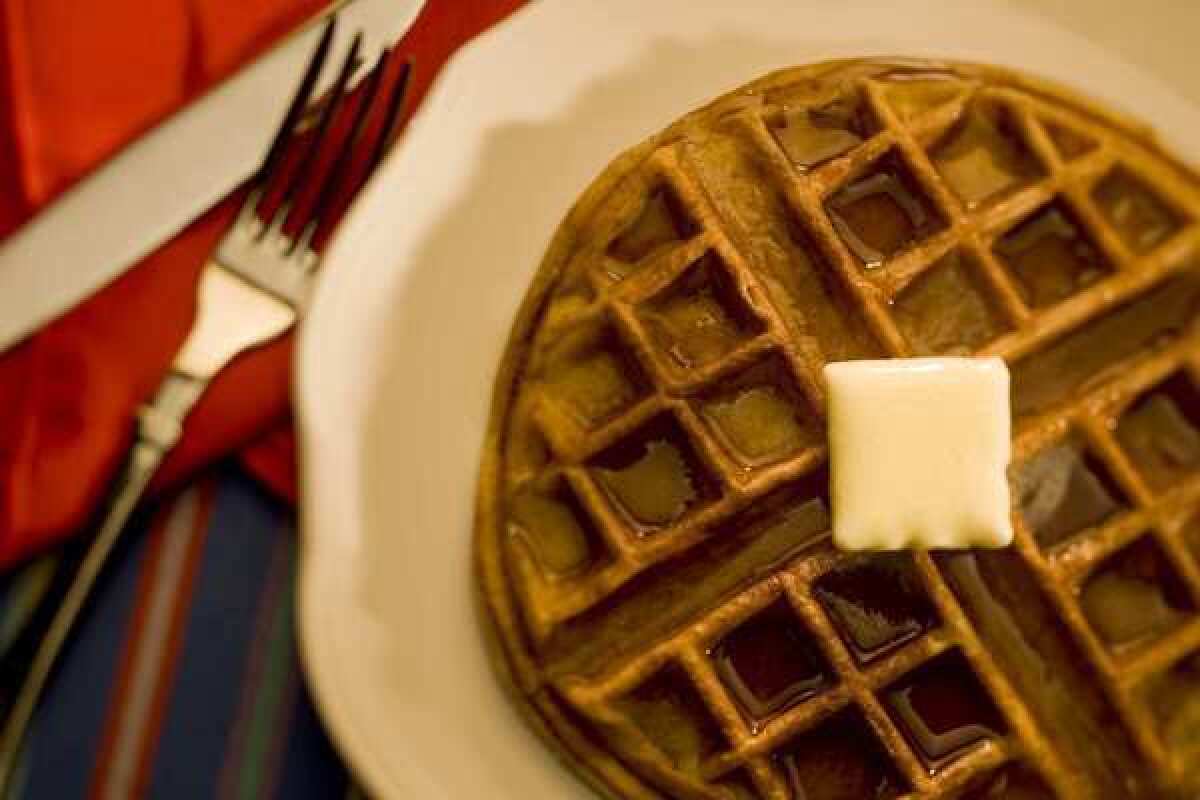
[364,59,413,175]
[300,58,414,256]
[293,47,394,252]
[236,18,336,222]
[261,32,364,239]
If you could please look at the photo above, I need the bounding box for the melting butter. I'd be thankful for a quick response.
[825,358,1013,551]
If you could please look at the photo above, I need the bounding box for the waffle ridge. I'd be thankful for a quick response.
[476,58,1200,799]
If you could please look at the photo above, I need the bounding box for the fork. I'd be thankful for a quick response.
[0,19,412,783]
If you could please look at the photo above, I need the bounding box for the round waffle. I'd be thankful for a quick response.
[474,58,1200,799]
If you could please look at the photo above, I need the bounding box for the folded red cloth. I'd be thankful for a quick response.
[0,0,524,566]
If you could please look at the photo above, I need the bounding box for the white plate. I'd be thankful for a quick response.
[294,2,1200,797]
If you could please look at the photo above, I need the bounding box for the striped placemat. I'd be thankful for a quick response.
[0,466,351,799]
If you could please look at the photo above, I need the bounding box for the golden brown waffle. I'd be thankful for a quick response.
[474,58,1200,799]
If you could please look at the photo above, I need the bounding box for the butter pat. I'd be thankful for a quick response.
[825,358,1013,551]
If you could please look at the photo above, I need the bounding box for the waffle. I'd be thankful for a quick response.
[474,58,1200,799]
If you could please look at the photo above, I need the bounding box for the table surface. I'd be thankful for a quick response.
[0,465,350,799]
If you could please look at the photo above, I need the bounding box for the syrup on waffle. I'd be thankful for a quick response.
[475,59,1200,799]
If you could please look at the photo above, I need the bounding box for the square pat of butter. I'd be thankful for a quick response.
[825,358,1012,551]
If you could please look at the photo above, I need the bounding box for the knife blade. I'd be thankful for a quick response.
[0,0,425,353]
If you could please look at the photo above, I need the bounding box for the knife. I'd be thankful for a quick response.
[0,0,425,353]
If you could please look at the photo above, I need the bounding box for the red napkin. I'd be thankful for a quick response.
[0,0,525,567]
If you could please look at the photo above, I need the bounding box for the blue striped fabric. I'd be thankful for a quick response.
[0,465,351,799]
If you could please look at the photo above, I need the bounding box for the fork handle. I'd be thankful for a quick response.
[0,372,206,787]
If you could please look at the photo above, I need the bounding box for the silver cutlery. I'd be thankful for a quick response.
[0,18,412,783]
[0,0,423,352]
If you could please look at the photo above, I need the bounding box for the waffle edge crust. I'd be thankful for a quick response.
[474,58,1200,800]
